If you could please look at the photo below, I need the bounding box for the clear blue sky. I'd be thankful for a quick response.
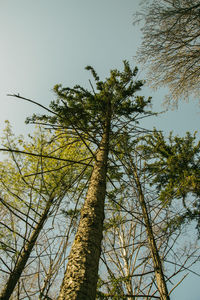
[0,1,199,298]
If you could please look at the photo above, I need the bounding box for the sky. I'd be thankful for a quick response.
[0,0,199,298]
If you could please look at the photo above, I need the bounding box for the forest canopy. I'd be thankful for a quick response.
[0,62,199,300]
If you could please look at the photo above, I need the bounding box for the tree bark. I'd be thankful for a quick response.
[131,161,170,300]
[0,200,52,300]
[58,116,110,300]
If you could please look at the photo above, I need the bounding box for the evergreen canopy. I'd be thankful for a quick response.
[26,61,152,143]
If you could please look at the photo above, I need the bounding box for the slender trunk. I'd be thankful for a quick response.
[58,115,111,300]
[0,200,52,300]
[131,162,170,300]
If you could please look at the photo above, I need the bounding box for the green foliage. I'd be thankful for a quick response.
[0,122,89,258]
[26,61,152,139]
[1,122,89,206]
[139,129,200,232]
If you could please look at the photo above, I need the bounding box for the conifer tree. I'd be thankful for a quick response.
[25,61,152,299]
[139,129,200,234]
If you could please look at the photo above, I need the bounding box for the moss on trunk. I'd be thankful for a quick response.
[58,119,110,300]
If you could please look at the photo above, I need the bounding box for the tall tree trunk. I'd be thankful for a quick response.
[58,118,110,300]
[0,199,52,300]
[131,160,170,300]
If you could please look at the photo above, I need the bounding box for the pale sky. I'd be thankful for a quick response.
[0,1,199,299]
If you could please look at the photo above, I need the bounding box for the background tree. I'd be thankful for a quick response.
[0,123,89,299]
[138,129,200,235]
[134,0,200,106]
[119,135,169,300]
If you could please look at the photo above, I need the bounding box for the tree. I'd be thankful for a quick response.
[113,132,170,300]
[21,61,152,299]
[138,129,200,234]
[121,148,169,299]
[0,123,89,299]
[134,0,200,106]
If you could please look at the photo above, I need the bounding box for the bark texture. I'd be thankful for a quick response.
[0,200,52,300]
[132,162,170,300]
[58,128,110,300]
